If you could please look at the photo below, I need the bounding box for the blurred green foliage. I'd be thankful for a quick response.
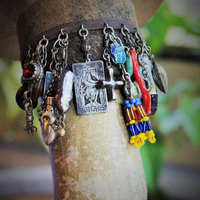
[142,1,200,55]
[0,60,23,139]
[140,1,200,197]
[141,80,200,196]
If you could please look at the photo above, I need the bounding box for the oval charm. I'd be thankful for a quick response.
[152,62,168,93]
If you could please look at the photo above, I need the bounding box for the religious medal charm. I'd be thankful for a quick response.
[16,36,49,134]
[72,25,108,115]
[38,29,74,145]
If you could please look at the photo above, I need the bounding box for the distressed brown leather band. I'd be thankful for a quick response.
[19,18,137,63]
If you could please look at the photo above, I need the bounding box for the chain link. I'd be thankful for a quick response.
[103,23,124,46]
[23,89,37,134]
[36,35,48,67]
[121,24,136,50]
[79,24,91,62]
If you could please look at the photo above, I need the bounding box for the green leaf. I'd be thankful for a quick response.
[178,95,200,145]
[140,134,165,195]
[0,62,22,119]
[144,1,200,55]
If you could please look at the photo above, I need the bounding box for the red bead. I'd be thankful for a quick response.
[23,64,35,78]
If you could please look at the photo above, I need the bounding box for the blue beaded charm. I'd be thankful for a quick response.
[110,42,126,64]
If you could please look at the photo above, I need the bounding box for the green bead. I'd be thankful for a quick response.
[125,54,133,76]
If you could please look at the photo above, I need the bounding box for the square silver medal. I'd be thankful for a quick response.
[72,60,108,115]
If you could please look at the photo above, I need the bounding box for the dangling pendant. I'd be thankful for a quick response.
[40,96,58,145]
[152,61,168,94]
[123,98,156,148]
[72,25,108,115]
[125,52,133,76]
[97,66,123,101]
[55,69,74,113]
[16,36,49,135]
[110,42,126,64]
[72,60,108,115]
[139,54,158,115]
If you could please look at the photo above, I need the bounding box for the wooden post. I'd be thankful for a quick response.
[17,0,148,199]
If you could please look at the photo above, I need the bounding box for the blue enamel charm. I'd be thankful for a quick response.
[110,42,126,64]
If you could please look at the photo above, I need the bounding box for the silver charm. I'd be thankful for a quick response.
[139,54,158,115]
[99,23,125,101]
[38,29,70,145]
[55,69,74,113]
[72,60,108,115]
[152,61,168,93]
[139,54,157,95]
[97,66,123,100]
[72,25,108,115]
[40,97,60,145]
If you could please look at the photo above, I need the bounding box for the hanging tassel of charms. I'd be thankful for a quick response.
[122,66,156,147]
[120,24,157,147]
[100,23,149,148]
[133,26,168,114]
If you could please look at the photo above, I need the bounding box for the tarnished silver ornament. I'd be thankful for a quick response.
[97,66,123,101]
[139,54,158,115]
[72,60,108,115]
[152,62,168,94]
[40,97,63,145]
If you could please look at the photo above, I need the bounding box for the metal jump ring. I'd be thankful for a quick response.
[79,24,88,39]
[121,24,130,36]
[103,23,114,35]
[59,28,68,42]
[39,35,49,47]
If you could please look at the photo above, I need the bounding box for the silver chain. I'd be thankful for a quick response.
[36,35,49,66]
[23,88,37,134]
[121,24,136,50]
[37,29,68,131]
[79,25,91,62]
